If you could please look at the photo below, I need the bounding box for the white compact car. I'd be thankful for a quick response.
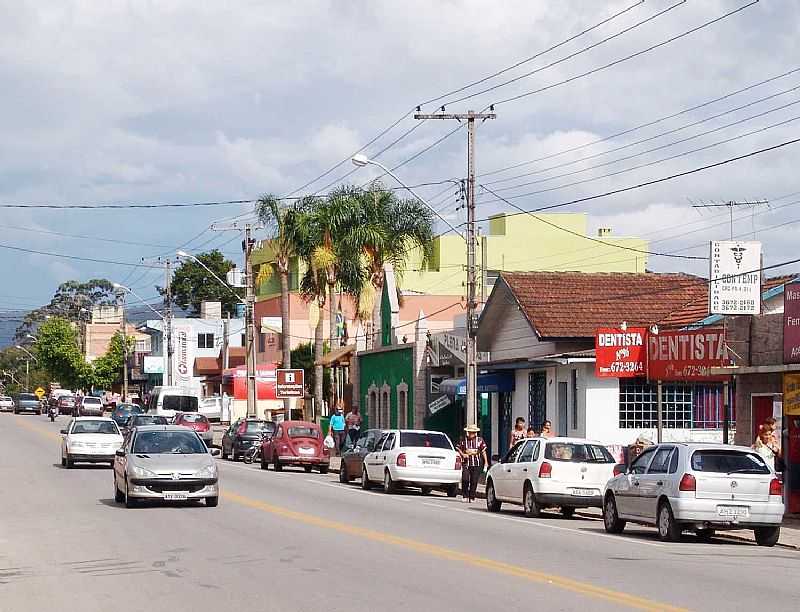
[485,437,616,518]
[0,395,14,412]
[361,429,461,496]
[61,417,124,468]
[603,443,784,546]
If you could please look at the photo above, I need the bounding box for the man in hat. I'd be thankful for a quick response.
[457,424,488,503]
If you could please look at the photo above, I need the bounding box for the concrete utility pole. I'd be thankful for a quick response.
[119,292,128,401]
[414,109,495,428]
[244,223,257,418]
[164,258,174,386]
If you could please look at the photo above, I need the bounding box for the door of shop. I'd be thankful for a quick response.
[751,396,774,442]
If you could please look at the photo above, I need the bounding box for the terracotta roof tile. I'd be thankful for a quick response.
[500,271,709,338]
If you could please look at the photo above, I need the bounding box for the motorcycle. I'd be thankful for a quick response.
[243,431,270,464]
[48,405,58,422]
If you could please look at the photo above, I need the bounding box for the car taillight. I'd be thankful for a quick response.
[455,455,462,470]
[769,478,782,496]
[396,453,407,467]
[679,473,696,492]
[613,464,626,477]
[538,461,552,478]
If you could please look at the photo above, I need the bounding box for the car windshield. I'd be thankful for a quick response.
[245,420,274,433]
[691,449,771,474]
[72,421,119,435]
[19,394,37,401]
[162,396,198,412]
[287,426,318,438]
[181,414,208,424]
[545,442,615,463]
[132,431,206,454]
[131,416,168,426]
[399,432,452,449]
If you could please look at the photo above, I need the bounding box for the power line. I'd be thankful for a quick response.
[475,136,800,223]
[0,198,257,210]
[0,241,163,268]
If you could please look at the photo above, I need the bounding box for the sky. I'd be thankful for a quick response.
[1,0,799,345]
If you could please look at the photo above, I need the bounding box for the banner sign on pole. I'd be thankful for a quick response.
[173,323,194,388]
[647,328,729,381]
[709,240,761,315]
[784,281,800,364]
[594,327,647,378]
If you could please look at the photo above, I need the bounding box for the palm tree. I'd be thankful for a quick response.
[255,195,304,370]
[347,184,435,346]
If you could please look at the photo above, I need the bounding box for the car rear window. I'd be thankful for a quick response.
[181,414,208,423]
[246,420,274,434]
[691,449,771,474]
[72,421,119,435]
[60,397,75,404]
[19,394,37,401]
[83,397,102,405]
[545,442,615,463]
[162,396,198,412]
[287,426,318,438]
[132,416,168,426]
[399,432,452,449]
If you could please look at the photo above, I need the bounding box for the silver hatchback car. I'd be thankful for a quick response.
[113,425,221,508]
[603,443,784,546]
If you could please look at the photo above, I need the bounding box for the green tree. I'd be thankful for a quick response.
[34,317,93,390]
[0,347,49,394]
[162,250,243,317]
[290,342,330,404]
[92,331,135,390]
[15,279,116,341]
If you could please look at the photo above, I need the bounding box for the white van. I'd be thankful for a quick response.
[147,386,200,418]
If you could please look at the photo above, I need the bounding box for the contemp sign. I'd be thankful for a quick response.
[595,327,647,378]
[784,281,800,364]
[647,329,729,381]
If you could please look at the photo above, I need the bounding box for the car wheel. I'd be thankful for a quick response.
[561,506,575,519]
[206,496,219,508]
[339,464,349,483]
[114,475,124,503]
[61,456,66,467]
[657,501,681,542]
[221,444,229,460]
[273,457,282,471]
[304,465,313,473]
[523,484,540,518]
[124,479,136,509]
[486,480,502,513]
[260,454,268,470]
[696,528,715,543]
[232,449,240,462]
[361,466,372,490]
[319,465,329,474]
[420,486,432,495]
[65,454,74,469]
[383,470,396,494]
[603,494,626,534]
[446,484,459,498]
[754,526,780,547]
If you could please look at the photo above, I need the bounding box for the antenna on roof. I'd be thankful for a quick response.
[691,199,769,240]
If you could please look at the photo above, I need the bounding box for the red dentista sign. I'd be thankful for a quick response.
[595,328,647,378]
[646,328,729,381]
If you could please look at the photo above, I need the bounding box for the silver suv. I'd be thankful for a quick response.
[603,443,784,546]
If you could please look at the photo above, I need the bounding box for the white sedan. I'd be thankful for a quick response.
[0,395,14,412]
[603,443,784,545]
[485,437,617,517]
[361,429,461,496]
[61,417,124,468]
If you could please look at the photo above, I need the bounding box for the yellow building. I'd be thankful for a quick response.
[253,211,648,299]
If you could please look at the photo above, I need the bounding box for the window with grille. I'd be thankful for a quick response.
[618,379,733,429]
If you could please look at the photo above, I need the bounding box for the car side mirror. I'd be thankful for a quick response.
[115,449,125,457]
[491,454,501,463]
[60,429,68,435]
[210,448,221,457]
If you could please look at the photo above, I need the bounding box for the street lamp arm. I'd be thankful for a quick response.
[175,251,246,305]
[113,283,166,321]
[15,345,38,362]
[353,157,466,241]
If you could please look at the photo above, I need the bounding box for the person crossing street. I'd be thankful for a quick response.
[457,423,488,503]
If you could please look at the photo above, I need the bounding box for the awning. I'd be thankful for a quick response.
[440,372,515,397]
[316,344,355,367]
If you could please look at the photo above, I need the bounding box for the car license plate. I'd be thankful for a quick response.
[571,488,595,497]
[718,505,749,518]
[421,458,441,466]
[164,492,189,501]
[299,447,315,455]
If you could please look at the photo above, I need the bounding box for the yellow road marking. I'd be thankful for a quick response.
[223,491,687,612]
[9,416,687,611]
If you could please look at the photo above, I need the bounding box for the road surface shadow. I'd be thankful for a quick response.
[97,498,208,510]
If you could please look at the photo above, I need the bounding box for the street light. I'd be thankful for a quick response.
[15,345,37,391]
[177,250,257,418]
[26,334,38,342]
[351,154,480,427]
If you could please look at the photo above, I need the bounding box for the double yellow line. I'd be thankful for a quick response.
[11,415,686,611]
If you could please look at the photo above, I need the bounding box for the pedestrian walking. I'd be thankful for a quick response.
[458,423,488,503]
[510,417,526,447]
[328,404,346,453]
[345,404,362,447]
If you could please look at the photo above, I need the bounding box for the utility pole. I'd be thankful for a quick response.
[414,109,495,427]
[164,258,174,386]
[120,292,128,401]
[244,223,257,418]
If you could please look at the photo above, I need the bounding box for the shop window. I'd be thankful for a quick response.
[618,380,732,429]
[198,333,215,349]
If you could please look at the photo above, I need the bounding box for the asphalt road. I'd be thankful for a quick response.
[2,414,798,612]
